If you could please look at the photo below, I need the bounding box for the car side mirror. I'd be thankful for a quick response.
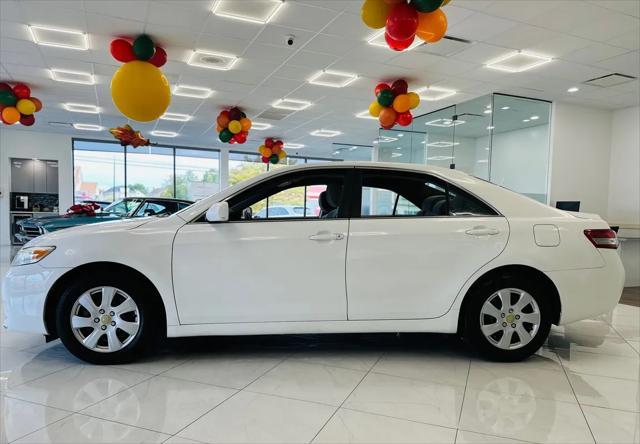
[205,201,229,223]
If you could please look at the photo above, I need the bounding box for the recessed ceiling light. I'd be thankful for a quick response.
[272,98,312,111]
[366,29,422,51]
[567,86,579,93]
[483,109,492,114]
[251,122,272,130]
[151,130,178,138]
[356,110,378,120]
[28,25,88,50]
[530,115,539,120]
[485,51,552,72]
[50,69,95,85]
[310,129,341,137]
[379,136,398,143]
[73,123,103,131]
[477,159,489,163]
[427,155,454,161]
[285,143,305,149]
[415,86,457,101]
[391,152,403,158]
[485,105,491,109]
[349,146,358,151]
[397,134,404,137]
[501,106,510,110]
[211,0,284,24]
[187,49,238,70]
[161,112,192,122]
[523,119,530,122]
[425,118,465,128]
[172,84,214,99]
[486,126,495,130]
[308,70,358,88]
[426,141,460,147]
[63,103,99,113]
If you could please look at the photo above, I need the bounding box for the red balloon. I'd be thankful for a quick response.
[385,32,415,51]
[110,39,136,63]
[234,131,247,144]
[148,46,167,67]
[0,82,11,92]
[265,137,274,148]
[374,83,391,96]
[386,3,419,41]
[392,79,408,95]
[396,111,413,126]
[19,114,35,126]
[261,156,269,164]
[13,83,30,100]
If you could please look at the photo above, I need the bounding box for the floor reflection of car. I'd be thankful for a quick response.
[2,162,624,365]
[15,197,193,243]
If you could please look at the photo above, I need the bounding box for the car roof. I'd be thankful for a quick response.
[124,197,193,204]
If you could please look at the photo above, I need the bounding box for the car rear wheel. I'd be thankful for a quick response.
[463,278,552,361]
[56,273,153,364]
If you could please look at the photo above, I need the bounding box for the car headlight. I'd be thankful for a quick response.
[11,246,56,266]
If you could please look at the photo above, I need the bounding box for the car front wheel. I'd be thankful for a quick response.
[56,274,152,364]
[463,279,552,361]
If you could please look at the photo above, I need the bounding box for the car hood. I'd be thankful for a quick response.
[26,217,154,247]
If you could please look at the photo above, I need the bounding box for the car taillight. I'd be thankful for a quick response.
[584,229,619,249]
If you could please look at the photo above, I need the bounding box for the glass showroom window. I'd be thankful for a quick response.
[175,148,220,201]
[228,152,267,187]
[126,146,175,198]
[73,140,125,204]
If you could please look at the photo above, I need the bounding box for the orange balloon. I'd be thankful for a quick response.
[393,94,411,113]
[442,0,451,5]
[416,9,448,43]
[216,124,223,132]
[240,117,252,132]
[30,97,43,112]
[217,113,230,128]
[1,106,20,124]
[384,0,404,3]
[379,107,397,127]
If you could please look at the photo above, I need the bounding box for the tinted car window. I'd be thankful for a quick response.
[102,199,142,215]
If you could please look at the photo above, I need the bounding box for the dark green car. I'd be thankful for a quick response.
[15,197,193,243]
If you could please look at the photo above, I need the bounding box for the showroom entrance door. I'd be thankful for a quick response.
[172,168,352,325]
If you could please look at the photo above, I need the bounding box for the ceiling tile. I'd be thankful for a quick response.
[594,50,640,76]
[447,12,518,41]
[562,43,630,64]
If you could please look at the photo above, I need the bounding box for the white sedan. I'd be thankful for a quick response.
[2,162,624,364]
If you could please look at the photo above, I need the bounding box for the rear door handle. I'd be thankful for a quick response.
[309,232,344,241]
[465,226,500,236]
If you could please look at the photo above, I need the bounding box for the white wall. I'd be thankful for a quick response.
[0,129,73,246]
[549,102,613,217]
[607,106,640,225]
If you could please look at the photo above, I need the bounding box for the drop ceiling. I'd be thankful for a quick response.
[0,0,638,159]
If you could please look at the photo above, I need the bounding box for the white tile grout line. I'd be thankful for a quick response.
[556,349,598,444]
[308,352,386,443]
[453,359,472,443]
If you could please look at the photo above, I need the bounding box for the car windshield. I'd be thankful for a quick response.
[101,199,142,216]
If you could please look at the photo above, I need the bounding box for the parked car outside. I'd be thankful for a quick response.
[15,197,193,243]
[3,162,624,364]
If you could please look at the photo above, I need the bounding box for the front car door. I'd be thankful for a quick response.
[346,168,509,320]
[172,167,353,324]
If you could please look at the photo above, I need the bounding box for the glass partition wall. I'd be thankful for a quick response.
[383,93,552,203]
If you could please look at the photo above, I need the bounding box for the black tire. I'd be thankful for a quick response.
[462,275,553,362]
[55,271,155,364]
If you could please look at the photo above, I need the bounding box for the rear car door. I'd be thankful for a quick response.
[346,168,509,320]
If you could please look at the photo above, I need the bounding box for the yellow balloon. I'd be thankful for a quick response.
[228,120,242,134]
[408,92,421,109]
[111,60,170,122]
[393,94,411,113]
[369,100,383,117]
[278,150,286,159]
[361,0,391,29]
[258,145,268,156]
[16,99,36,116]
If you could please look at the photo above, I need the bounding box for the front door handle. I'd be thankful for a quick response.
[309,231,344,241]
[465,226,500,236]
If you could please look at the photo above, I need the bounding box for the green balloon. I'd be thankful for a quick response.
[269,154,279,164]
[410,0,443,13]
[0,90,17,106]
[133,34,155,61]
[377,89,395,107]
[219,128,233,143]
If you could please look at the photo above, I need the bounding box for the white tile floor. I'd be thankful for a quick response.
[1,246,639,444]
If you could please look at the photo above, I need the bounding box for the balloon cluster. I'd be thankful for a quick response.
[110,35,170,122]
[109,124,151,148]
[216,107,252,144]
[361,0,449,51]
[369,79,420,129]
[258,138,287,164]
[0,82,42,126]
